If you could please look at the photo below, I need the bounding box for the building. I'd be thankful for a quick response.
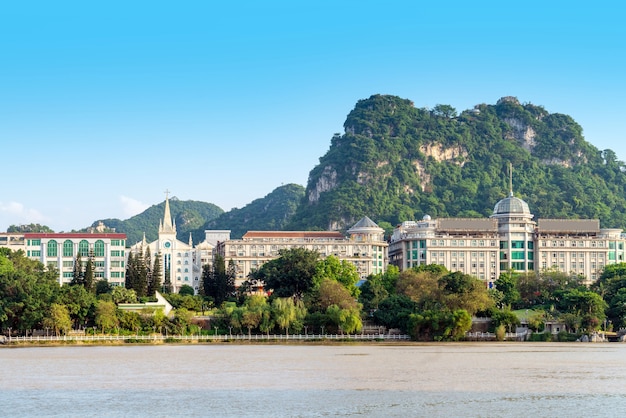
[129,194,204,294]
[389,191,626,287]
[215,216,388,287]
[0,232,127,286]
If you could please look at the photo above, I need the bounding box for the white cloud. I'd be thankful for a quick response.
[119,196,150,218]
[0,201,46,224]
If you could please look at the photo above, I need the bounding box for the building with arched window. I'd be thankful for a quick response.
[13,233,127,286]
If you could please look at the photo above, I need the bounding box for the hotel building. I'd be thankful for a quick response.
[215,216,388,287]
[389,192,626,287]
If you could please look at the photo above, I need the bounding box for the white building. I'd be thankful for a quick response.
[389,191,626,287]
[130,195,200,294]
[215,216,388,287]
[0,232,127,286]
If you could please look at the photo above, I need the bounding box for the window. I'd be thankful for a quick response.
[79,240,89,257]
[63,240,74,257]
[63,260,73,268]
[94,240,105,257]
[47,240,58,257]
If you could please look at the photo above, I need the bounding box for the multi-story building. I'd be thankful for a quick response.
[0,232,128,286]
[389,192,626,287]
[215,216,388,287]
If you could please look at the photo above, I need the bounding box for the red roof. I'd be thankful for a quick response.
[24,233,127,239]
[242,231,345,239]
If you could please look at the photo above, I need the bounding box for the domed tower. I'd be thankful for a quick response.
[490,166,536,273]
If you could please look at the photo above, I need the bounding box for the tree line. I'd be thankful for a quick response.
[2,246,625,340]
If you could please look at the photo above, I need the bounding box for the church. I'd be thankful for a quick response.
[129,193,211,294]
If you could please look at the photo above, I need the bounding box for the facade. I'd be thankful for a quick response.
[389,192,626,287]
[129,196,226,294]
[215,216,388,287]
[0,232,127,286]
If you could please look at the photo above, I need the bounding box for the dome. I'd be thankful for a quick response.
[493,193,531,216]
[423,214,431,221]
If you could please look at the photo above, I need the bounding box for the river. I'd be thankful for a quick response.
[1,342,625,417]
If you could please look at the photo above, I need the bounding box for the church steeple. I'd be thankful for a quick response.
[159,189,176,234]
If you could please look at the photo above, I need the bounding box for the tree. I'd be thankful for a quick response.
[313,256,361,298]
[179,284,195,296]
[149,253,162,297]
[494,271,520,308]
[272,297,301,336]
[84,251,94,292]
[372,294,416,333]
[255,248,319,299]
[95,301,119,333]
[203,255,235,305]
[359,266,399,312]
[58,284,97,329]
[71,253,84,286]
[316,278,359,311]
[111,286,138,304]
[43,303,72,336]
[0,251,60,332]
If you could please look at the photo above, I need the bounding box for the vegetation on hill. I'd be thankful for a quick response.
[288,94,626,231]
[92,198,223,245]
[200,183,305,240]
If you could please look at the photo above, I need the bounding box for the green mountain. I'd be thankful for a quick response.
[93,198,223,245]
[287,94,626,231]
[199,183,305,240]
[83,94,626,242]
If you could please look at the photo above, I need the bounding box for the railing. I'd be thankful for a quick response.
[465,331,528,341]
[2,333,411,343]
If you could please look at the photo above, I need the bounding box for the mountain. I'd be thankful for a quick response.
[83,94,626,241]
[92,198,223,245]
[198,183,305,240]
[287,94,626,231]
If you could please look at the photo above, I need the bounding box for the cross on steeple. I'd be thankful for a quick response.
[164,189,170,200]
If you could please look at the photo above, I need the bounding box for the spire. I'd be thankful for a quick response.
[159,189,176,234]
[188,233,193,246]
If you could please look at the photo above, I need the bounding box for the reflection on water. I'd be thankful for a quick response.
[1,343,625,417]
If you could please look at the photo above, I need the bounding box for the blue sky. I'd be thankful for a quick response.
[1,1,625,232]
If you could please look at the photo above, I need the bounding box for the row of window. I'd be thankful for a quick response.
[539,240,623,249]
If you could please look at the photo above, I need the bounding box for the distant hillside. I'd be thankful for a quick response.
[287,95,626,231]
[92,198,223,245]
[199,184,305,240]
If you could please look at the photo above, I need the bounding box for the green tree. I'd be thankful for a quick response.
[149,253,162,297]
[254,248,319,299]
[84,251,95,292]
[494,271,520,308]
[203,255,235,305]
[111,286,138,304]
[43,303,72,336]
[313,256,361,297]
[71,253,83,286]
[272,297,298,336]
[58,284,97,329]
[179,284,195,296]
[95,301,119,333]
[0,251,60,332]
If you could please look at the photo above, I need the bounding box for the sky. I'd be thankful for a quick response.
[1,1,625,232]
